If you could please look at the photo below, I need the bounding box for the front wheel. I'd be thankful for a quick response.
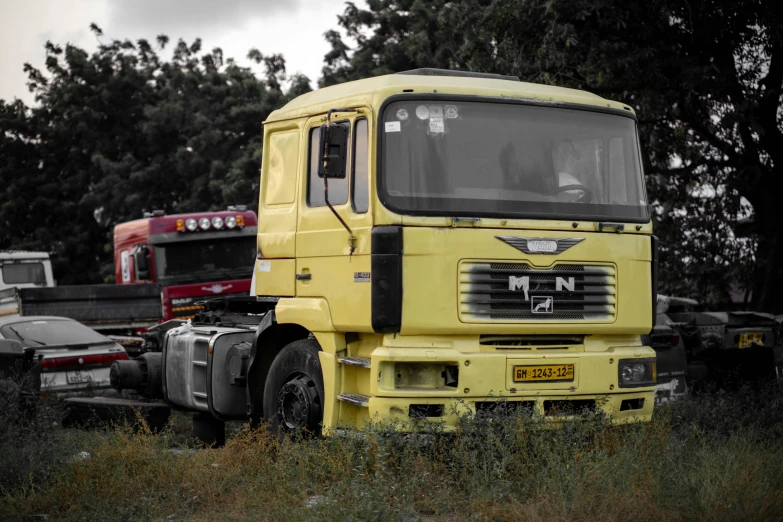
[262,339,325,436]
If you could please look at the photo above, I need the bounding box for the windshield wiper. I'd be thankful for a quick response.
[204,267,250,280]
[5,325,45,346]
[159,268,251,286]
[160,273,209,284]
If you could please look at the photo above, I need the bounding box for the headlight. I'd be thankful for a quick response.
[185,218,198,232]
[618,358,656,388]
[211,216,224,229]
[392,362,459,390]
[225,216,237,229]
[198,217,211,230]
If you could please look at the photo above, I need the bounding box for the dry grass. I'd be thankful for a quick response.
[2,384,783,521]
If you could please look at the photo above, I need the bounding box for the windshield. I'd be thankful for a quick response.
[153,236,256,283]
[380,99,649,222]
[1,319,111,347]
[2,262,46,285]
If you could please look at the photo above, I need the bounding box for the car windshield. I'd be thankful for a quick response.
[2,262,46,285]
[1,319,111,347]
[380,99,649,222]
[153,236,256,283]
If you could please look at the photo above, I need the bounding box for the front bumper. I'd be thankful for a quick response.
[368,392,653,428]
[331,342,657,430]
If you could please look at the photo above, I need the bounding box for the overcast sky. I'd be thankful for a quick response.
[0,0,358,105]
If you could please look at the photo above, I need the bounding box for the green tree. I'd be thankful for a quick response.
[322,0,783,311]
[0,26,309,283]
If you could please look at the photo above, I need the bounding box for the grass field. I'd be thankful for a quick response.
[1,384,783,521]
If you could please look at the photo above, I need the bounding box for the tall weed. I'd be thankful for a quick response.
[2,383,782,521]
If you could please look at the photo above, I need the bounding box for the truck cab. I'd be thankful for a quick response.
[0,251,55,291]
[113,209,258,320]
[112,69,657,438]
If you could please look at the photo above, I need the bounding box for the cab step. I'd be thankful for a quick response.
[338,356,371,368]
[337,393,370,407]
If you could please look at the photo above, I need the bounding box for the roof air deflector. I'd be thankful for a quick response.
[397,68,520,82]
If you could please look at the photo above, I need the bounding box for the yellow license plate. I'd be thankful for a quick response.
[513,364,574,382]
[738,333,763,349]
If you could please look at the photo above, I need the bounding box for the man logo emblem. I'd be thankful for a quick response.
[508,275,530,301]
[556,277,575,292]
[496,236,585,255]
[531,296,554,314]
[508,276,574,301]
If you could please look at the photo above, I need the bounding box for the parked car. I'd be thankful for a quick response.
[642,307,688,404]
[662,296,779,386]
[0,315,128,398]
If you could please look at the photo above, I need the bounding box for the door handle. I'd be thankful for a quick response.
[296,273,312,281]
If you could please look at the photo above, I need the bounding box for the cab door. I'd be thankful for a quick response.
[295,111,373,332]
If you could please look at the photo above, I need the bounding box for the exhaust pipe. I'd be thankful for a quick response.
[110,352,163,399]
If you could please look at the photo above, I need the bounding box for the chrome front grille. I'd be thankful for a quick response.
[459,262,617,322]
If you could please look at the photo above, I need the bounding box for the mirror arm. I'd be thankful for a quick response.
[323,177,357,255]
[326,107,358,126]
[323,107,359,255]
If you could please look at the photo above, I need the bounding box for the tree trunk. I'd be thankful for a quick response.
[752,222,783,314]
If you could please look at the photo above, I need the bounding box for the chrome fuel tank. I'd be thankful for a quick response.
[162,322,254,415]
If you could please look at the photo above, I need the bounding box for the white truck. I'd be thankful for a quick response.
[0,251,55,291]
[1,251,56,317]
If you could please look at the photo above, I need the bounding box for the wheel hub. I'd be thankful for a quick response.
[278,375,321,432]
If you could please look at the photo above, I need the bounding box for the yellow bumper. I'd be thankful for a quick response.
[327,341,657,430]
[367,392,653,431]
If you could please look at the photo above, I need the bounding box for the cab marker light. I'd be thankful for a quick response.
[176,219,185,232]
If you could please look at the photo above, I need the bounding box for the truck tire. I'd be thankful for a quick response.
[262,339,324,437]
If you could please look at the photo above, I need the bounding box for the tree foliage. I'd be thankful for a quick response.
[321,0,783,311]
[0,28,310,283]
[2,5,782,312]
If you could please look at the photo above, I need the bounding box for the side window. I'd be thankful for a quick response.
[120,251,131,283]
[308,126,349,207]
[352,118,369,213]
[264,130,299,206]
[1,263,46,285]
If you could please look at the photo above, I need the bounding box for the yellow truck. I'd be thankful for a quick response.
[111,69,657,442]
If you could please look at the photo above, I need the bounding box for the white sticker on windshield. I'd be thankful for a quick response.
[429,117,445,134]
[396,108,409,121]
[257,261,271,273]
[445,105,459,119]
[428,106,443,118]
[385,121,401,133]
[415,105,430,120]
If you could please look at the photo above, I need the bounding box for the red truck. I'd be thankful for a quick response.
[8,208,258,347]
[114,208,257,321]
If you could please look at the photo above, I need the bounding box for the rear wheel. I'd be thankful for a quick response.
[262,339,324,436]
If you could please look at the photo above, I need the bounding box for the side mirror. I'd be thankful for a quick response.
[133,244,151,281]
[318,123,349,179]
